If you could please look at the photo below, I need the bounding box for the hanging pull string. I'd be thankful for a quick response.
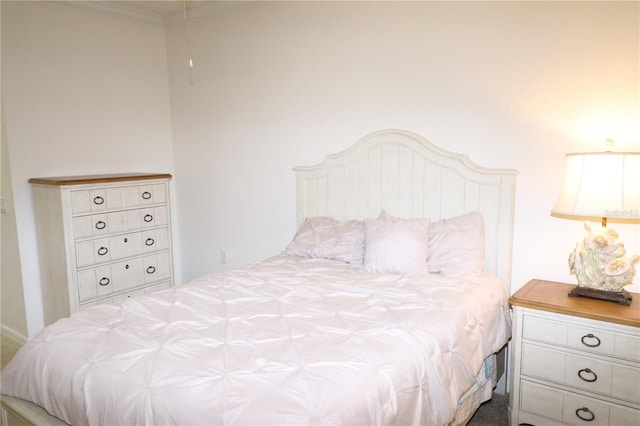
[183,0,194,69]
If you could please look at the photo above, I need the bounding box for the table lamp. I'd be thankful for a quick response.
[551,143,640,305]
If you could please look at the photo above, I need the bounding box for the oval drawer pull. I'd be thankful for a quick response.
[581,333,601,348]
[145,238,155,246]
[95,220,106,230]
[99,277,110,286]
[97,247,108,256]
[93,195,105,205]
[144,214,153,223]
[146,266,156,274]
[578,368,598,382]
[575,407,595,422]
[142,191,152,200]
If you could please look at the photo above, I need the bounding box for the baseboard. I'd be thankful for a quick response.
[1,325,27,370]
[1,326,27,347]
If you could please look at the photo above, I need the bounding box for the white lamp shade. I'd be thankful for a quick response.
[552,152,640,219]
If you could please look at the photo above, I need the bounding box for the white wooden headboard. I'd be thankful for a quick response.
[294,129,519,293]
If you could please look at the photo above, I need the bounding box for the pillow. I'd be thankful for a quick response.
[363,211,430,274]
[427,212,485,275]
[285,217,365,265]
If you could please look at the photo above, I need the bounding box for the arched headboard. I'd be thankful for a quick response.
[294,129,519,293]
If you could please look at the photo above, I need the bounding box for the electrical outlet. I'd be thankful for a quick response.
[0,197,7,214]
[220,250,227,264]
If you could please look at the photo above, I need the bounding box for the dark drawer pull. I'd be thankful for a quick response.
[144,214,153,223]
[95,220,106,230]
[93,195,105,205]
[97,246,108,256]
[581,333,601,348]
[146,266,156,274]
[99,277,110,286]
[578,368,598,382]
[145,238,155,246]
[142,191,152,200]
[575,407,595,422]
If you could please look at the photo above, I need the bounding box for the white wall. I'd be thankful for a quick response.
[0,0,29,343]
[1,1,174,337]
[1,110,28,343]
[166,1,639,294]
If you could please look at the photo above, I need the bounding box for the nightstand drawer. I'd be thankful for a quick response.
[522,343,640,403]
[520,380,640,426]
[523,315,640,362]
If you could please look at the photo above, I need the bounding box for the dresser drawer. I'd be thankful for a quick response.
[71,183,167,214]
[77,252,171,303]
[121,183,167,208]
[523,315,640,362]
[73,206,169,239]
[75,227,170,267]
[142,252,172,284]
[109,281,172,305]
[71,187,123,213]
[522,343,640,403]
[520,380,640,426]
[81,281,172,309]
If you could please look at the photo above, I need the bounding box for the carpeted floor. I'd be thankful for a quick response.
[467,393,509,425]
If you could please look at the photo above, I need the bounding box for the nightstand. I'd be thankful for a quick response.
[508,279,640,426]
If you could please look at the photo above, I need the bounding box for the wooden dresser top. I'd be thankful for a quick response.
[510,279,640,328]
[29,173,172,186]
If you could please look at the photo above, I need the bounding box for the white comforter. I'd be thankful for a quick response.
[2,255,511,426]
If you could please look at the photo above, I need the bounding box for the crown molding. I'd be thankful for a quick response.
[163,1,267,26]
[50,1,165,26]
[48,1,269,28]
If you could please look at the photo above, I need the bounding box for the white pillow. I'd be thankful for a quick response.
[285,217,365,265]
[364,211,430,274]
[427,212,485,275]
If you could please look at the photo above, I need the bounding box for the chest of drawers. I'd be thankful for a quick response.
[29,173,174,326]
[509,279,640,426]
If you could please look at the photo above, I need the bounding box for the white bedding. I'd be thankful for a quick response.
[2,255,511,426]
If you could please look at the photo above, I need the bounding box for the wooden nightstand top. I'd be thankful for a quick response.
[510,279,640,328]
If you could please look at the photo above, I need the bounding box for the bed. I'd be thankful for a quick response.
[1,129,518,425]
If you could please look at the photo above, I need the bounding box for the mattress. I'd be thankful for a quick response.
[2,255,511,425]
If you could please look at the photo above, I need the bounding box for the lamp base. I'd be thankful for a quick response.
[568,286,632,306]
